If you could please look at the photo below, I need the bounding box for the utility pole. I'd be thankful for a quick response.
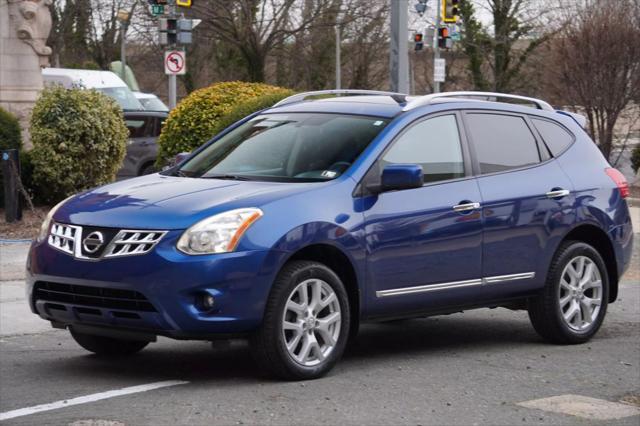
[116,8,130,82]
[390,0,409,93]
[433,0,441,93]
[335,25,341,90]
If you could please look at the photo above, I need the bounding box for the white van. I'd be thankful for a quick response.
[42,68,144,111]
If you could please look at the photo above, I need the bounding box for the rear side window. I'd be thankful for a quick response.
[125,118,153,138]
[382,115,465,184]
[466,113,540,174]
[531,118,574,156]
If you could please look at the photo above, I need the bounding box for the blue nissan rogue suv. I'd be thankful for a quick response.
[27,90,633,380]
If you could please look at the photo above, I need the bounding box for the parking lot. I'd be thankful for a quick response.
[0,230,638,426]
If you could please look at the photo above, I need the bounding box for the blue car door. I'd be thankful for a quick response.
[361,112,484,317]
[462,111,574,298]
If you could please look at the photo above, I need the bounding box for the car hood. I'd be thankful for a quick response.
[55,174,312,230]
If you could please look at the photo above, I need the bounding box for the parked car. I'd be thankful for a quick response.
[27,90,633,380]
[133,92,169,112]
[42,68,144,111]
[118,111,167,179]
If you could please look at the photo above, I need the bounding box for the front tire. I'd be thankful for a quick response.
[250,261,351,380]
[528,241,609,344]
[70,329,149,356]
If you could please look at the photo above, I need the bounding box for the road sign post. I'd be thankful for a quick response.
[164,50,185,109]
[434,58,446,83]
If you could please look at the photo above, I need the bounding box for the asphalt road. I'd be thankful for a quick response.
[1,238,639,425]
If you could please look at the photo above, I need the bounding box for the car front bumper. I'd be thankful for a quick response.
[26,230,284,339]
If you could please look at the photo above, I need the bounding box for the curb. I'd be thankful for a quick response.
[0,239,32,244]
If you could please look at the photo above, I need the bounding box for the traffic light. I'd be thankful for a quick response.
[176,0,192,6]
[159,18,192,45]
[442,0,461,23]
[414,32,424,51]
[437,27,452,49]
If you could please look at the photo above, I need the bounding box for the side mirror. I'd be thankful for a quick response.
[379,164,423,192]
[174,152,191,166]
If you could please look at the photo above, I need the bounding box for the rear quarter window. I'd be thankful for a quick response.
[531,118,575,156]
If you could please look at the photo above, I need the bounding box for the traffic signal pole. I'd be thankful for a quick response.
[390,0,409,93]
[434,0,441,93]
[168,0,177,109]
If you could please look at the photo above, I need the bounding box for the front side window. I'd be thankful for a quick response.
[382,115,465,184]
[178,113,389,182]
[465,113,540,174]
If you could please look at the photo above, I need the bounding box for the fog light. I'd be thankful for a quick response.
[196,293,215,311]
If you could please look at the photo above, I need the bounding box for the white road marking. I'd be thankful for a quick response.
[0,380,189,421]
[517,394,640,420]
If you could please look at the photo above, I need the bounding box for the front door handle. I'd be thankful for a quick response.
[546,189,570,199]
[453,202,481,213]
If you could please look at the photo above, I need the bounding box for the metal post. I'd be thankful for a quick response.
[433,0,441,93]
[169,74,177,109]
[390,0,409,93]
[335,25,341,90]
[120,22,127,81]
[168,0,177,109]
[2,150,22,223]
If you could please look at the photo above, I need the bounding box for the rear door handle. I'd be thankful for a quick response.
[546,189,570,199]
[453,202,481,213]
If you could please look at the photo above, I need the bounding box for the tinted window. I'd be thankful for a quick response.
[531,118,574,156]
[466,113,540,174]
[382,115,465,184]
[125,117,153,138]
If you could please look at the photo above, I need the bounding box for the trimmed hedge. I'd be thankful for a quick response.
[0,107,22,208]
[29,86,128,204]
[156,81,293,166]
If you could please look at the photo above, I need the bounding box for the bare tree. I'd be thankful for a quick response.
[548,0,640,160]
[193,0,332,82]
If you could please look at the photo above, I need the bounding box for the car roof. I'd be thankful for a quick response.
[42,68,128,89]
[123,110,168,118]
[265,92,584,130]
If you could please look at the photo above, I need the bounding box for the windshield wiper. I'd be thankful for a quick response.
[203,174,252,181]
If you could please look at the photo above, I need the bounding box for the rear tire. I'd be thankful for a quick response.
[528,241,609,344]
[70,329,149,356]
[250,261,350,380]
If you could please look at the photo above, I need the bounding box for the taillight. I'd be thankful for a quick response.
[605,168,629,198]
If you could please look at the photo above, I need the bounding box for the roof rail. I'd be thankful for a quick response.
[273,90,407,107]
[402,91,554,112]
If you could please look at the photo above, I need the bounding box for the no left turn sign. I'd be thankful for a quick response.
[164,50,186,75]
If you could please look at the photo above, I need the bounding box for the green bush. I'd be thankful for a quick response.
[0,107,22,208]
[30,86,128,204]
[631,144,640,175]
[156,81,293,167]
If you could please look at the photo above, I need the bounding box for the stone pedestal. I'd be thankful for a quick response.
[0,0,52,148]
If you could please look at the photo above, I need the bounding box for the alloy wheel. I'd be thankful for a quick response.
[558,255,603,331]
[281,278,342,367]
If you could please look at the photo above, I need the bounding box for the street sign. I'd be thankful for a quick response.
[151,4,164,15]
[164,50,186,75]
[434,58,446,82]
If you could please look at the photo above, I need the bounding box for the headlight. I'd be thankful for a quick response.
[37,195,74,242]
[177,208,263,255]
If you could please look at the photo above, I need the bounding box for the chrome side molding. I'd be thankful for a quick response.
[376,272,536,298]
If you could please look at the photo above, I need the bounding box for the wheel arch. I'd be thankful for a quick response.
[558,224,619,303]
[286,243,361,333]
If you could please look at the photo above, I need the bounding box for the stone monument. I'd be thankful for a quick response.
[0,0,53,147]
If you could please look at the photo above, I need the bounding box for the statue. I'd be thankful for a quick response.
[11,0,53,67]
[0,0,53,147]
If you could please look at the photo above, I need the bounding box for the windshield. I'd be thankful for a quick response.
[177,113,389,182]
[98,87,144,111]
[139,96,169,112]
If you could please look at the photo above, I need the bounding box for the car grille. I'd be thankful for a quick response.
[103,230,166,258]
[49,223,81,255]
[48,222,166,260]
[33,281,157,312]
